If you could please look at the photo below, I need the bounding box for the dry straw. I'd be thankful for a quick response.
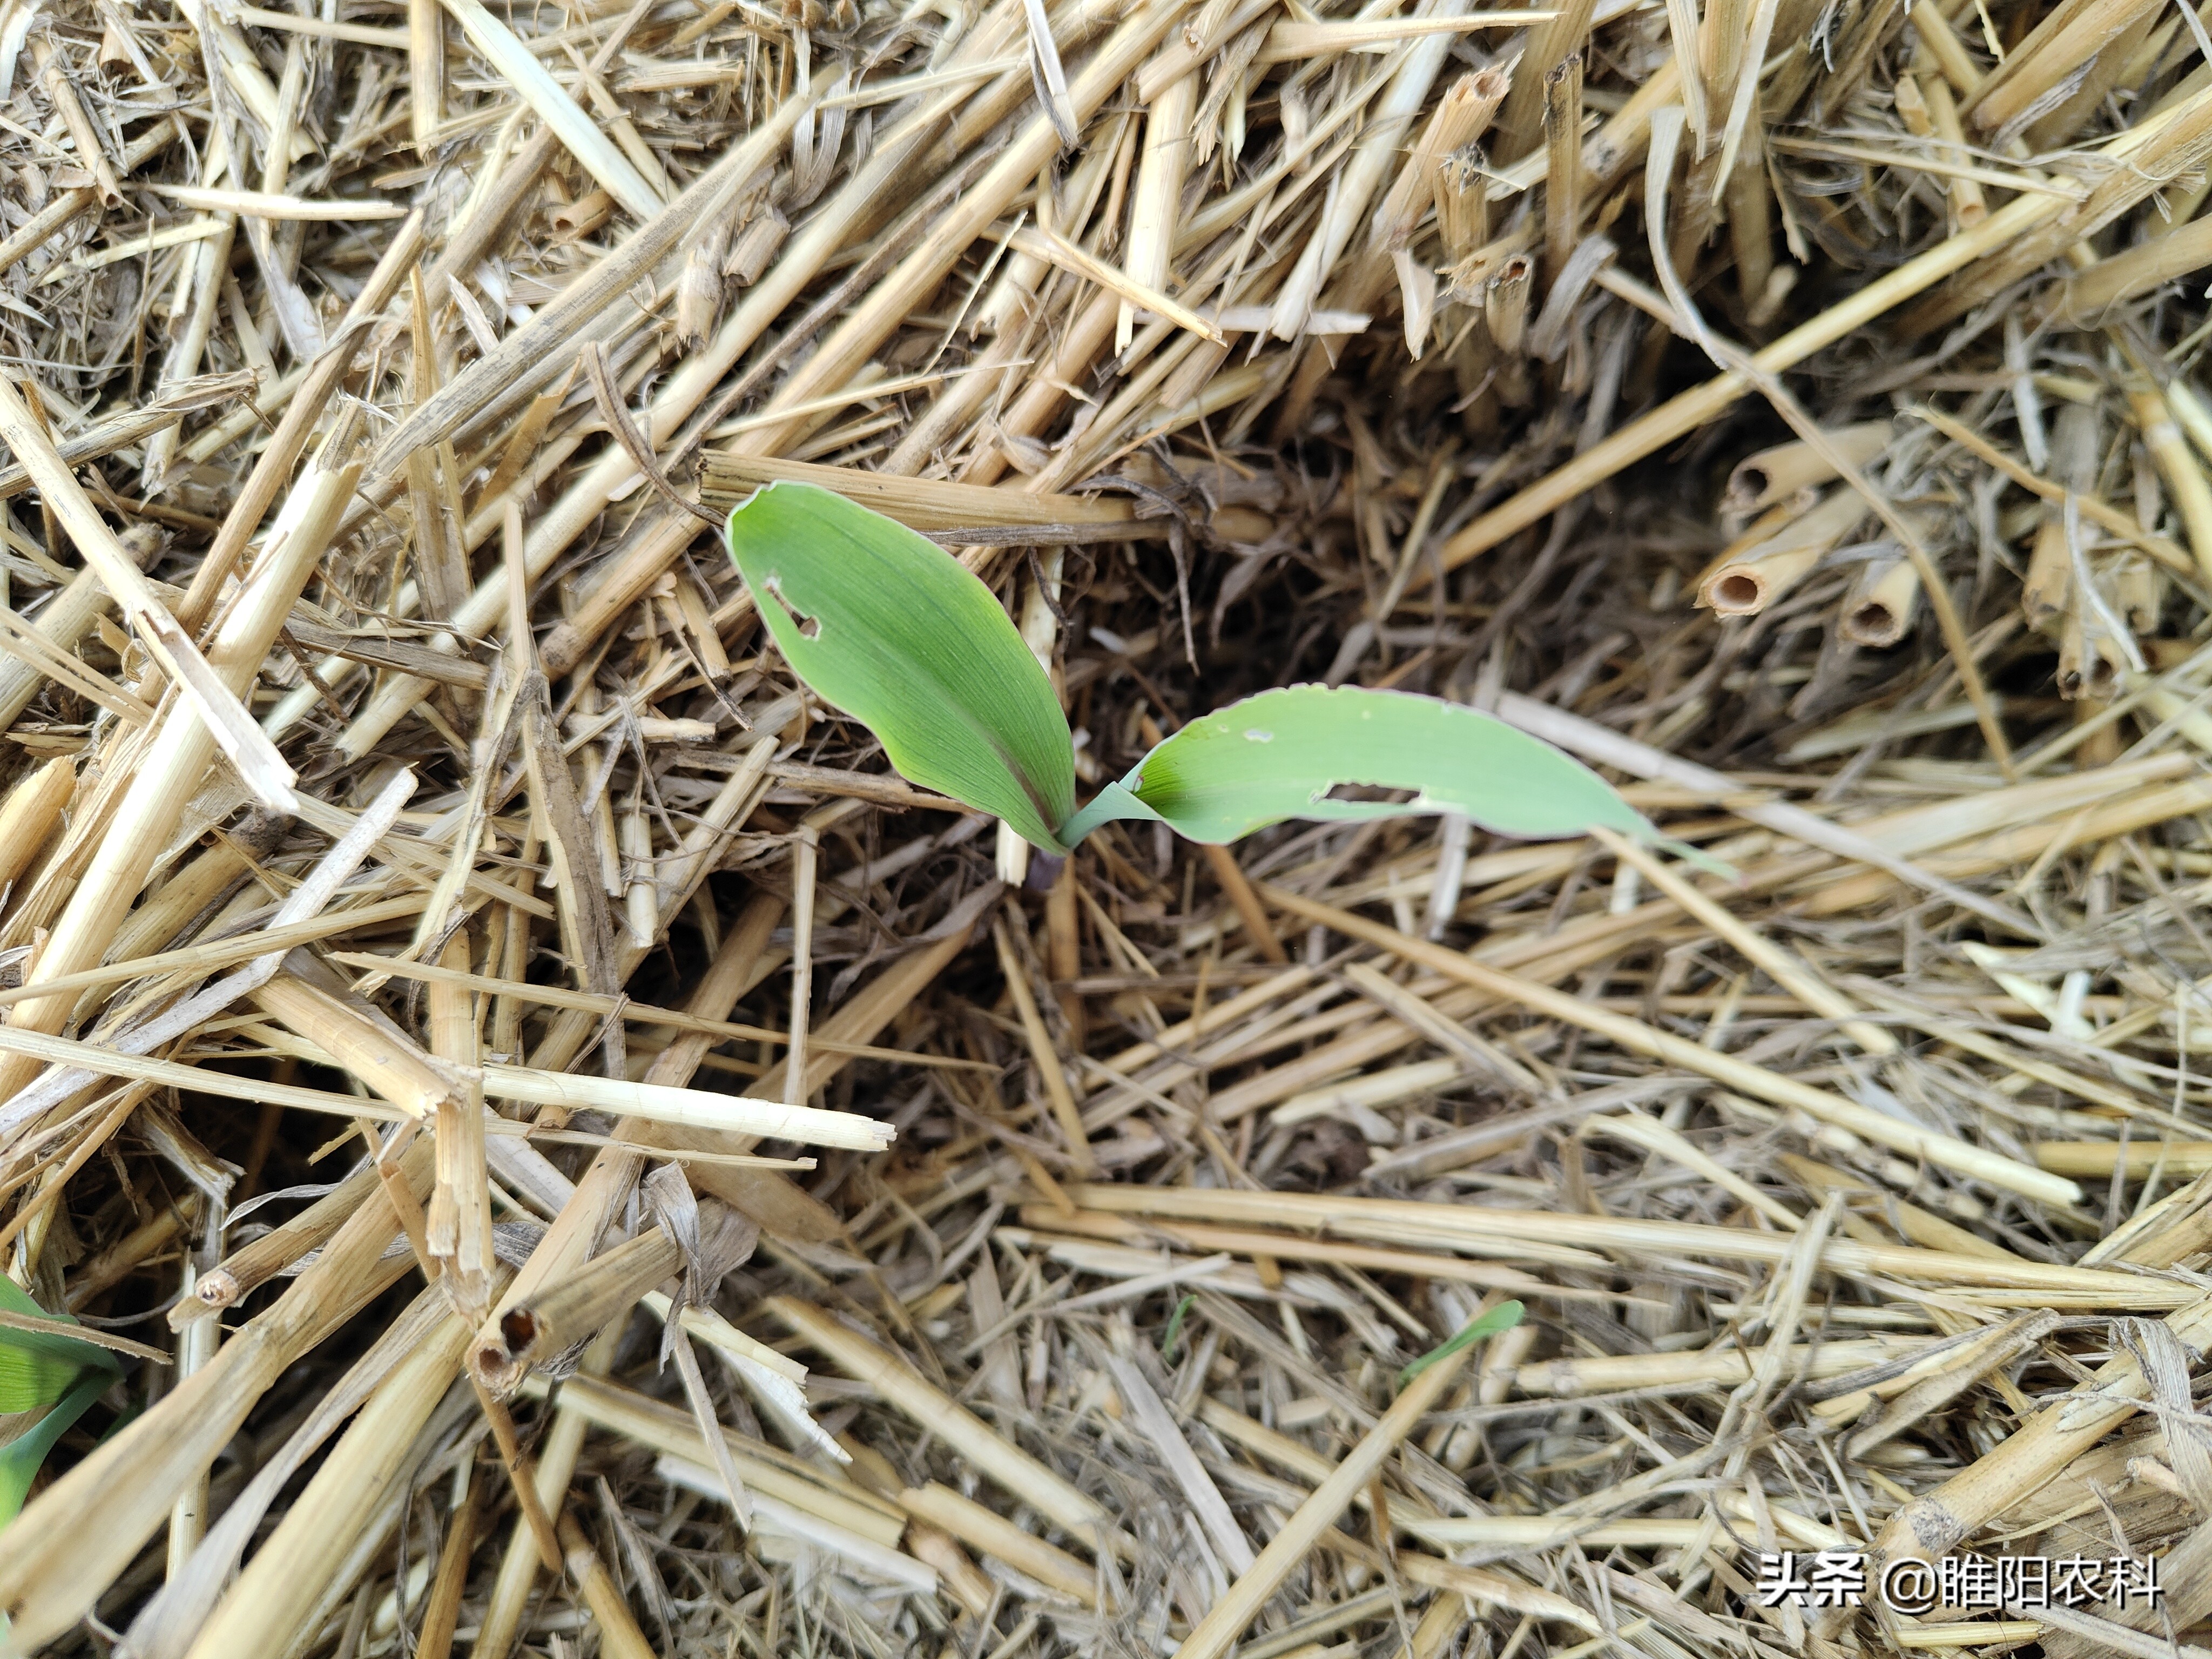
[4,0,2212,1652]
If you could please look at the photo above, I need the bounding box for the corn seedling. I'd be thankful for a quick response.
[1399,1298,1524,1386]
[725,483,1649,854]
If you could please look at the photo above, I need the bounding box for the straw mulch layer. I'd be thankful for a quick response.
[4,0,2212,1653]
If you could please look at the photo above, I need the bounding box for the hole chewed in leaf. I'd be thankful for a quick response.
[1320,783,1420,806]
[765,575,824,639]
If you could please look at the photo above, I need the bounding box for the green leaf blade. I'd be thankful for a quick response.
[0,1368,109,1529]
[0,1279,118,1533]
[1088,686,1650,847]
[0,1277,116,1415]
[726,482,1075,851]
[1399,1299,1523,1387]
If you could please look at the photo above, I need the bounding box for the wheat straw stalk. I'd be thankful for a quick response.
[3,770,413,1136]
[1869,1293,2212,1567]
[1784,1154,2018,1259]
[1013,223,1224,345]
[751,882,1001,1103]
[1964,0,2160,133]
[0,896,431,1012]
[1373,68,1507,250]
[145,183,409,219]
[1838,556,1924,647]
[1263,9,1552,57]
[770,1296,1111,1537]
[1277,1056,1467,1122]
[508,9,1039,677]
[1198,1394,1418,1522]
[1586,1109,1808,1228]
[175,1156,385,1324]
[491,1228,683,1386]
[0,375,291,794]
[175,231,420,630]
[30,35,123,207]
[1492,691,2042,933]
[0,370,254,500]
[993,914,1094,1172]
[2065,214,2212,319]
[657,1456,936,1589]
[2036,1140,2212,1175]
[121,1287,457,1659]
[901,1481,1100,1602]
[0,1140,430,1648]
[458,842,795,1420]
[1066,1183,2171,1299]
[326,950,965,1064]
[253,969,467,1120]
[353,91,815,528]
[1908,84,2212,334]
[464,1326,621,1659]
[2130,383,2212,582]
[1403,1517,1700,1549]
[0,445,359,1106]
[0,561,135,731]
[1541,55,1583,288]
[1259,886,2076,1203]
[139,117,238,489]
[435,0,658,217]
[427,934,491,1295]
[1015,1208,1565,1296]
[1508,1337,1919,1394]
[0,756,74,892]
[1697,486,1869,613]
[1482,253,1533,355]
[402,41,1000,663]
[1724,420,1893,514]
[532,1373,901,1540]
[413,1467,477,1659]
[1121,63,1197,353]
[479,1064,894,1148]
[0,188,96,281]
[181,1285,506,1659]
[699,451,1139,530]
[540,1512,656,1659]
[0,603,155,725]
[1432,120,2135,571]
[1803,772,2212,915]
[1170,1336,1479,1659]
[720,0,1197,462]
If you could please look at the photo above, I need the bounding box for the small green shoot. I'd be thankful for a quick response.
[1397,1299,1523,1388]
[727,483,1653,856]
[0,1276,120,1531]
[1159,1292,1197,1363]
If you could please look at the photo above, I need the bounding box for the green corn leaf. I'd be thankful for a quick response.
[0,1278,118,1534]
[0,1367,110,1529]
[0,1277,116,1415]
[1058,686,1651,847]
[1398,1299,1523,1387]
[726,482,1075,852]
[1159,1292,1197,1363]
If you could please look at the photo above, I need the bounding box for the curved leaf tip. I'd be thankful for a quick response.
[1062,685,1650,848]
